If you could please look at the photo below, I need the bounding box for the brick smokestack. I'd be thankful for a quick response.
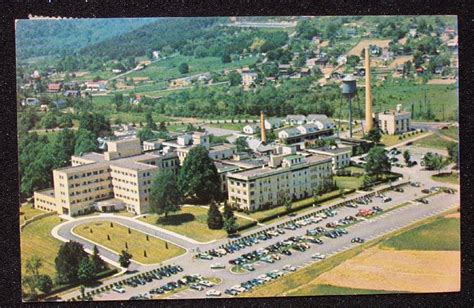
[260,111,267,144]
[365,48,374,133]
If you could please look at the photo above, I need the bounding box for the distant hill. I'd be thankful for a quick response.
[15,18,156,60]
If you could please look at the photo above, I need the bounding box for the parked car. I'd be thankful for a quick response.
[421,189,430,194]
[382,196,392,203]
[225,289,239,296]
[206,289,222,297]
[419,198,429,204]
[112,286,125,294]
[393,187,404,192]
[189,283,205,291]
[283,264,297,272]
[351,237,365,243]
[311,252,326,260]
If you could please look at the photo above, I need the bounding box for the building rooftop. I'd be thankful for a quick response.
[214,161,240,173]
[210,143,237,151]
[308,146,352,155]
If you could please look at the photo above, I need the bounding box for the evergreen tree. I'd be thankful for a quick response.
[91,245,105,273]
[178,62,189,74]
[36,275,53,294]
[55,241,88,284]
[364,127,382,143]
[364,147,391,179]
[159,121,167,132]
[178,145,221,203]
[52,128,76,168]
[145,112,157,130]
[74,129,97,155]
[77,257,95,282]
[403,150,411,164]
[137,127,157,144]
[223,216,238,235]
[222,202,234,221]
[149,170,181,218]
[207,201,224,230]
[119,250,132,269]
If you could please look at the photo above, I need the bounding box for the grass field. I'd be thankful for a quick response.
[19,205,45,225]
[438,127,459,141]
[334,175,363,190]
[413,133,456,150]
[138,206,254,243]
[20,215,64,278]
[381,216,460,251]
[74,221,185,264]
[380,132,429,147]
[431,173,460,185]
[288,284,394,296]
[206,123,246,131]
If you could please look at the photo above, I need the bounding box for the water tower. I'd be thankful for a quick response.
[341,75,357,138]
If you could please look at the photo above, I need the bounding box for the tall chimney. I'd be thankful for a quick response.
[365,48,374,133]
[260,111,267,144]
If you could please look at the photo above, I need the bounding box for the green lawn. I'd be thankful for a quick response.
[21,215,64,278]
[138,206,253,242]
[381,216,460,251]
[380,132,429,147]
[413,133,456,150]
[438,127,459,141]
[74,221,185,264]
[206,122,246,131]
[19,204,45,225]
[334,176,364,190]
[288,284,395,296]
[431,173,460,185]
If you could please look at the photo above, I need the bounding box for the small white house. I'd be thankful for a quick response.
[285,115,306,125]
[264,118,282,130]
[306,114,336,130]
[296,123,319,134]
[243,124,259,135]
[278,128,300,139]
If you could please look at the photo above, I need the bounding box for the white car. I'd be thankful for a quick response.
[311,253,326,260]
[257,275,272,282]
[206,289,222,296]
[283,264,297,272]
[199,280,215,287]
[112,286,125,294]
[210,263,225,269]
[231,285,246,293]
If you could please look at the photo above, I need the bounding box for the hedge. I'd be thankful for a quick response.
[237,220,257,232]
[359,173,402,190]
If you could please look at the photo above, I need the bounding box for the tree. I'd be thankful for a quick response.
[137,127,157,144]
[149,170,181,218]
[447,143,458,166]
[74,129,97,155]
[423,153,449,173]
[365,127,382,143]
[159,121,167,132]
[145,112,157,130]
[178,62,189,74]
[207,201,224,230]
[364,146,391,179]
[284,195,292,212]
[91,245,105,273]
[228,71,242,86]
[222,53,231,63]
[55,241,88,284]
[77,257,95,282]
[403,150,411,164]
[25,256,42,281]
[223,216,238,235]
[40,112,58,129]
[119,250,132,269]
[222,202,235,221]
[36,275,53,294]
[178,145,221,203]
[52,128,76,168]
[235,136,250,153]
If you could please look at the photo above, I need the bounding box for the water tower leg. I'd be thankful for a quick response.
[349,97,353,138]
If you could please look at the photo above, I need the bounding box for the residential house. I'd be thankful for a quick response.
[285,115,306,125]
[23,97,40,107]
[52,100,67,109]
[296,123,319,135]
[47,82,63,93]
[64,90,81,97]
[278,127,300,139]
[306,114,336,130]
[169,77,191,88]
[243,124,259,135]
[264,118,283,130]
[85,81,107,92]
[241,72,258,88]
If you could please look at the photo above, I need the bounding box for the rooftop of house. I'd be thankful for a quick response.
[214,161,240,173]
[280,127,300,136]
[285,115,306,121]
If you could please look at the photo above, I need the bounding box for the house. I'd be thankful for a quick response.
[296,123,319,134]
[152,50,160,60]
[300,67,310,76]
[337,55,347,66]
[169,77,191,88]
[243,124,259,135]
[63,82,79,90]
[30,70,41,80]
[47,82,63,93]
[369,45,381,56]
[346,28,357,36]
[23,97,40,107]
[241,72,258,88]
[85,81,107,92]
[381,49,394,62]
[264,118,283,130]
[285,115,306,125]
[246,138,276,155]
[52,100,67,109]
[278,127,300,139]
[306,114,336,130]
[409,28,417,37]
[278,64,291,74]
[112,69,123,74]
[63,90,81,97]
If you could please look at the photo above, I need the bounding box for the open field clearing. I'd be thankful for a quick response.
[347,39,391,56]
[438,127,458,141]
[74,221,185,264]
[20,204,45,225]
[388,55,413,69]
[21,215,63,277]
[431,173,460,185]
[313,247,460,293]
[427,78,457,85]
[413,133,456,150]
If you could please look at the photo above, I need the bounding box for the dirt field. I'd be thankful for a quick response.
[347,39,391,56]
[312,247,460,293]
[132,77,150,82]
[388,55,413,69]
[427,78,457,85]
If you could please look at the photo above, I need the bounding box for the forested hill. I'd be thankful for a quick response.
[79,17,224,60]
[16,18,156,60]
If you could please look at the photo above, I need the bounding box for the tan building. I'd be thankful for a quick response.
[226,153,333,211]
[376,105,411,135]
[307,146,352,171]
[34,138,179,216]
[177,143,237,165]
